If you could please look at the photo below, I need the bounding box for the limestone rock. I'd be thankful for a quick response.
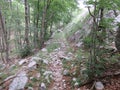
[43,59,48,64]
[31,57,41,62]
[41,48,47,52]
[63,69,70,76]
[115,15,120,23]
[74,82,79,87]
[95,81,104,90]
[76,42,83,47]
[72,77,77,82]
[9,71,28,90]
[28,61,36,68]
[36,73,41,79]
[19,59,27,65]
[40,83,46,90]
[28,87,33,90]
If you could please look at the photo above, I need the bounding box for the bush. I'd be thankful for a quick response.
[83,36,92,49]
[46,43,60,53]
[18,45,32,58]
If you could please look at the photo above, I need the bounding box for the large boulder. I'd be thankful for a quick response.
[9,71,28,90]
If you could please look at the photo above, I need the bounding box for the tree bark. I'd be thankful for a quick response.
[24,0,29,46]
[0,7,9,63]
[115,26,120,52]
[40,0,52,48]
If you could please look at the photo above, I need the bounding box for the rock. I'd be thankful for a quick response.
[31,57,41,62]
[67,52,73,58]
[36,73,41,79]
[43,71,52,83]
[72,77,77,82]
[73,72,76,75]
[19,59,27,65]
[76,42,83,47]
[115,14,120,23]
[43,59,48,64]
[81,56,86,59]
[9,71,28,90]
[74,82,79,86]
[63,69,70,76]
[28,61,36,68]
[30,77,34,80]
[43,71,52,76]
[41,48,47,52]
[95,81,104,90]
[63,83,66,88]
[62,79,65,82]
[28,87,33,90]
[40,83,46,90]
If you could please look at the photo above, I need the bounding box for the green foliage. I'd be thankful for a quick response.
[46,42,60,53]
[18,45,32,58]
[85,58,106,79]
[83,36,92,49]
[83,0,120,80]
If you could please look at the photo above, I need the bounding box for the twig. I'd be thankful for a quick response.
[90,81,96,90]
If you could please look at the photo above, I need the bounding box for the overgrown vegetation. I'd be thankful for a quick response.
[64,0,120,89]
[0,0,78,62]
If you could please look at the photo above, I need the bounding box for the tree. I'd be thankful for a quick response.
[0,7,9,63]
[24,0,29,46]
[84,0,120,80]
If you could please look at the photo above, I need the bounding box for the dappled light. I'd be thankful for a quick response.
[0,0,120,90]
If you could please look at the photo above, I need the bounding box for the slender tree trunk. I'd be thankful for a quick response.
[40,1,46,48]
[24,0,29,46]
[50,22,53,36]
[115,26,120,52]
[40,0,51,48]
[0,7,9,63]
[34,0,39,49]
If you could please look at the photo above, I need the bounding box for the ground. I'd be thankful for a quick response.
[0,3,120,90]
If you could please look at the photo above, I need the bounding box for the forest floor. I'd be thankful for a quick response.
[0,3,120,90]
[0,25,120,90]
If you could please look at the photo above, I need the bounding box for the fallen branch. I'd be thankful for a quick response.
[90,81,96,90]
[0,75,16,86]
[0,68,29,86]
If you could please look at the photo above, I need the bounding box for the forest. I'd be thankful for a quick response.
[0,0,120,90]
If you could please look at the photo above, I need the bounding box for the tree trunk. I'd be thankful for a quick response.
[34,0,39,49]
[0,7,9,63]
[40,1,46,48]
[115,26,120,52]
[40,0,51,48]
[24,0,29,46]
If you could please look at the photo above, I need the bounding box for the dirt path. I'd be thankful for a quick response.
[47,30,69,90]
[49,51,64,90]
[48,6,88,89]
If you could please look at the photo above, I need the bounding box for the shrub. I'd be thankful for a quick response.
[83,36,92,49]
[18,45,32,58]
